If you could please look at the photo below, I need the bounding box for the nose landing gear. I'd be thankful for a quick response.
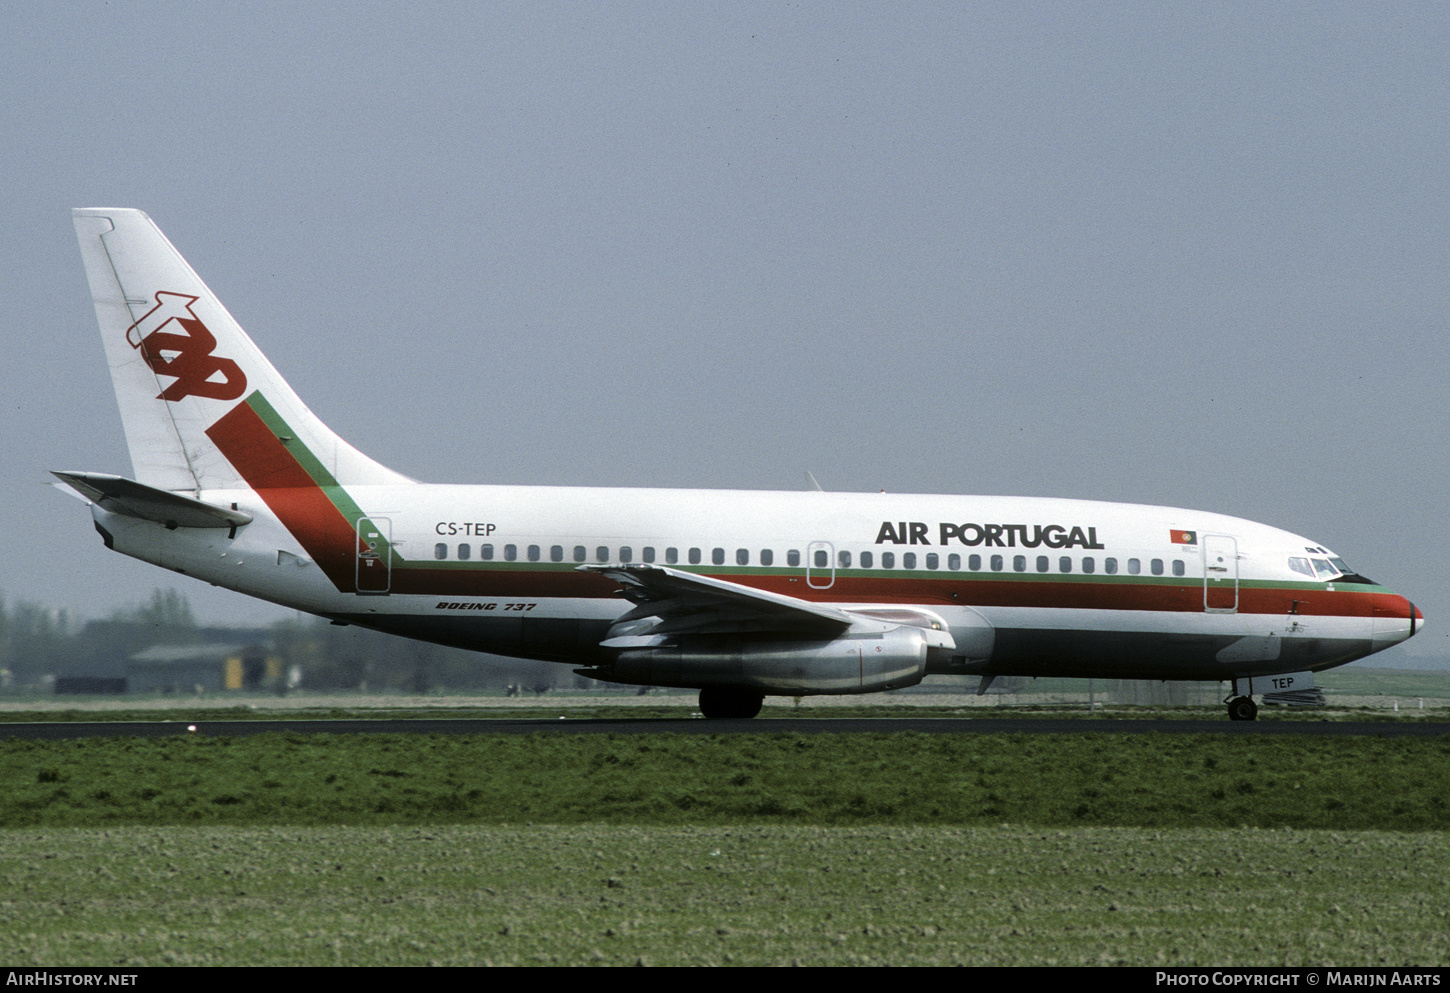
[1225,695,1258,721]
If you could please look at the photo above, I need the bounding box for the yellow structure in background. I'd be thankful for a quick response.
[223,654,282,690]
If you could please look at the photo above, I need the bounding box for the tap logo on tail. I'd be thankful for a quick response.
[125,291,247,402]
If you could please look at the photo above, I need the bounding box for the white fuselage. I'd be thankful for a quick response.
[92,484,1421,688]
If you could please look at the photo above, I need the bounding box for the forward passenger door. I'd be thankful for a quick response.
[1203,534,1238,612]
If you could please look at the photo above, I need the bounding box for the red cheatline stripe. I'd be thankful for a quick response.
[389,565,1402,616]
[207,399,357,590]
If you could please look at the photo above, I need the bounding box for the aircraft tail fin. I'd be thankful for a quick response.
[71,208,411,493]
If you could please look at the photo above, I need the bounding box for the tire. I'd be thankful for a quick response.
[699,687,765,719]
[1227,696,1258,721]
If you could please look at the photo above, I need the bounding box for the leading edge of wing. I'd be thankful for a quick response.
[579,563,855,644]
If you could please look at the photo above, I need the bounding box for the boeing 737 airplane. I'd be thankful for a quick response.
[57,208,1422,719]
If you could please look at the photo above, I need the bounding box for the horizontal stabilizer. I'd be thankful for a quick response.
[51,471,253,529]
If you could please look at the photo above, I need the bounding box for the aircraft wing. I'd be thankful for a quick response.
[580,563,855,645]
[51,471,253,529]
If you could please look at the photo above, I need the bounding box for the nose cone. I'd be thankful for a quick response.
[1371,596,1423,650]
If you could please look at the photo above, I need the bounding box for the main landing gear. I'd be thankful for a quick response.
[1225,695,1258,721]
[699,687,765,719]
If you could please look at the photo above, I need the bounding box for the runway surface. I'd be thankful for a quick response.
[2,717,1446,740]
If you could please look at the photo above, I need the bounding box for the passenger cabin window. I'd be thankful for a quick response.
[434,543,447,560]
[481,544,494,560]
[881,552,895,569]
[666,547,679,564]
[1082,557,1095,574]
[1127,558,1141,575]
[1104,558,1117,574]
[860,551,873,568]
[787,550,801,567]
[1172,559,1185,577]
[1035,556,1049,573]
[926,553,939,570]
[991,555,1004,571]
[948,553,960,570]
[838,550,851,568]
[551,545,564,562]
[573,546,586,563]
[713,548,726,566]
[458,544,471,561]
[643,547,656,563]
[620,547,632,563]
[1059,556,1071,573]
[596,546,609,563]
[1014,555,1027,572]
[969,554,982,571]
[1151,558,1164,576]
[689,548,702,565]
[528,545,540,562]
[760,549,773,566]
[505,544,518,561]
[903,552,917,569]
[813,549,828,568]
[738,548,750,566]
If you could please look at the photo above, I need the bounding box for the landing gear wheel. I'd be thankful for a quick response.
[1226,696,1258,721]
[699,687,765,719]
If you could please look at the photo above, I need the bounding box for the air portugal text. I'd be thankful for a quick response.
[876,521,1106,550]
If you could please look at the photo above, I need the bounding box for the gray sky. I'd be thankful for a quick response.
[4,2,1446,664]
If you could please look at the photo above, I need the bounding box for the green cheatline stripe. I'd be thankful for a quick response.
[407,559,1385,592]
[242,391,394,562]
[245,391,341,488]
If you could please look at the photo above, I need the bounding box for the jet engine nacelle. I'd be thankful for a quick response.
[590,624,930,695]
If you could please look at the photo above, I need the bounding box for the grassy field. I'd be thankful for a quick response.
[3,726,1447,965]
[2,823,1446,966]
[2,731,1449,830]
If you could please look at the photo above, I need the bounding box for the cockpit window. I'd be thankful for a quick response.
[1294,550,1374,583]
